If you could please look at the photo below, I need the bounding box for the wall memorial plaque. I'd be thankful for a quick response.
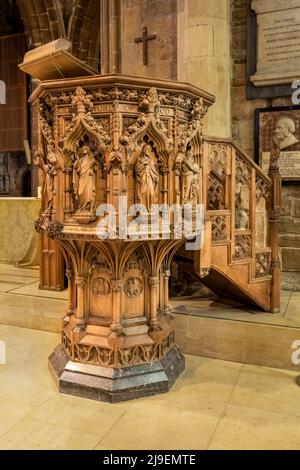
[255,106,300,180]
[251,0,300,87]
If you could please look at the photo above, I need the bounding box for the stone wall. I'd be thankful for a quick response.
[280,187,300,290]
[231,0,300,289]
[120,0,177,80]
[0,0,22,35]
[178,0,231,138]
[119,0,232,139]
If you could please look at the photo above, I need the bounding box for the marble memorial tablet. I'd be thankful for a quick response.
[251,0,300,87]
[256,106,300,180]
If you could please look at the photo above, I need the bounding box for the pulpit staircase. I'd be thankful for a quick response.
[178,137,281,313]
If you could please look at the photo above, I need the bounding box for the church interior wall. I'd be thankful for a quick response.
[120,0,177,80]
[177,0,232,138]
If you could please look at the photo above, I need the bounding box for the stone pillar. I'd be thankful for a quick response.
[177,0,231,138]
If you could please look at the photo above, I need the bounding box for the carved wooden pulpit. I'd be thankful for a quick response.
[31,75,214,402]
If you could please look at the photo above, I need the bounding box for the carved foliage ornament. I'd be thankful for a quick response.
[34,217,64,240]
[47,222,64,240]
[123,254,145,274]
[207,174,225,210]
[38,102,55,148]
[34,216,46,233]
[235,155,252,186]
[92,277,110,297]
[211,215,228,241]
[124,277,143,298]
[256,252,271,277]
[62,330,174,368]
[62,86,111,163]
[209,144,228,178]
[177,98,207,154]
[233,235,251,260]
[256,175,271,203]
[42,86,205,113]
[119,87,173,153]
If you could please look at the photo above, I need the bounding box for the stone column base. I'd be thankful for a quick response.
[49,344,185,403]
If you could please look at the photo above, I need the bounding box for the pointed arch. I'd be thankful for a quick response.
[67,0,100,71]
[16,0,65,49]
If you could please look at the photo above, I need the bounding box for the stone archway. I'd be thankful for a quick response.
[67,0,100,71]
[16,0,100,71]
[16,0,65,48]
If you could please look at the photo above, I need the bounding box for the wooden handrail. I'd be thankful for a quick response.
[203,136,272,185]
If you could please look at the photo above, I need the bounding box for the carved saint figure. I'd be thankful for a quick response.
[235,185,249,230]
[35,146,57,213]
[181,149,200,205]
[73,145,97,213]
[135,144,159,211]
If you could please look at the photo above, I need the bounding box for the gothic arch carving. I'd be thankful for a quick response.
[120,88,173,169]
[61,86,111,168]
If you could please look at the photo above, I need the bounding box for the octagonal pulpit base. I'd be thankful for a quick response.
[49,344,185,403]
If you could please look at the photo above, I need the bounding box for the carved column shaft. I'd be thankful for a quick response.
[111,280,123,335]
[75,276,87,324]
[66,269,74,316]
[268,163,281,314]
[64,168,73,217]
[149,276,160,329]
[162,168,168,206]
[163,270,171,314]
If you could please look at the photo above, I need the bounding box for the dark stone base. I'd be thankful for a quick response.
[49,344,185,403]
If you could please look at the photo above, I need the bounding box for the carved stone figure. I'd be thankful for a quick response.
[135,144,159,211]
[235,208,249,230]
[35,146,57,213]
[235,183,249,230]
[274,117,298,150]
[73,145,97,214]
[181,149,200,205]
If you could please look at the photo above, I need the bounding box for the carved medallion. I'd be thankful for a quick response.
[92,277,110,297]
[124,277,143,298]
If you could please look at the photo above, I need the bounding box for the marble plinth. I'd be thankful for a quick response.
[49,344,185,403]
